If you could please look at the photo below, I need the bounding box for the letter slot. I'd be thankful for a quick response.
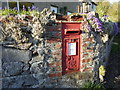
[65,29,80,35]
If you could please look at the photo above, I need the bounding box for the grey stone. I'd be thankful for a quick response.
[2,76,23,88]
[30,85,40,88]
[23,63,30,71]
[29,39,39,44]
[21,71,31,75]
[37,48,45,56]
[32,74,47,83]
[2,75,39,88]
[22,75,39,87]
[26,26,32,32]
[30,62,43,74]
[0,27,5,42]
[2,62,24,77]
[0,45,2,60]
[47,57,56,63]
[0,46,2,79]
[29,56,43,64]
[76,80,85,86]
[1,41,15,45]
[2,47,32,63]
[29,45,38,54]
[20,26,32,33]
[0,78,2,90]
[44,84,54,88]
[38,79,45,85]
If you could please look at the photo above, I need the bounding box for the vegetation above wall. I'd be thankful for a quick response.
[82,12,118,43]
[0,5,39,16]
[86,12,116,32]
[95,0,119,22]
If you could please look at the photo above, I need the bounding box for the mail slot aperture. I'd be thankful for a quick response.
[65,29,80,35]
[66,31,79,33]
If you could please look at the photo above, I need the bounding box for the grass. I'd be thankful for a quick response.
[111,43,120,53]
[82,81,105,90]
[111,32,120,54]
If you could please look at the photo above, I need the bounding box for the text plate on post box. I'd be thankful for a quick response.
[68,43,76,55]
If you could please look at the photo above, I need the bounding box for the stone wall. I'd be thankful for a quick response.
[45,24,62,77]
[2,47,38,88]
[0,9,115,88]
[80,31,113,83]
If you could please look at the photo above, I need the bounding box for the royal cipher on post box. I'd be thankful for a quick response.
[62,22,82,74]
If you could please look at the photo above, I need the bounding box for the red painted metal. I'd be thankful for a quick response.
[62,22,81,75]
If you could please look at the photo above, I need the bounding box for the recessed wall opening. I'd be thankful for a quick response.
[66,31,80,35]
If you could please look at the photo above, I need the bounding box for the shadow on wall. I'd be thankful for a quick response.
[104,31,120,88]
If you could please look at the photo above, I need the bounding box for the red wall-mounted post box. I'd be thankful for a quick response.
[62,22,81,75]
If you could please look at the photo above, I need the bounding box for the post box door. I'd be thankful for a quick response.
[62,23,81,75]
[63,38,80,74]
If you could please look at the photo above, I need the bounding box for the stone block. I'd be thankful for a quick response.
[29,56,43,64]
[2,75,39,88]
[0,27,5,42]
[0,46,2,78]
[2,62,24,77]
[32,74,46,85]
[23,63,30,71]
[47,58,55,63]
[2,47,32,63]
[30,62,44,74]
[0,45,2,59]
[0,78,2,90]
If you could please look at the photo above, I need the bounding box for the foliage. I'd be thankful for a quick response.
[84,12,117,36]
[86,12,103,32]
[83,11,118,39]
[107,2,119,22]
[0,9,17,16]
[111,43,120,53]
[96,0,110,17]
[82,81,105,90]
[111,32,120,53]
[96,0,119,22]
[0,5,39,16]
